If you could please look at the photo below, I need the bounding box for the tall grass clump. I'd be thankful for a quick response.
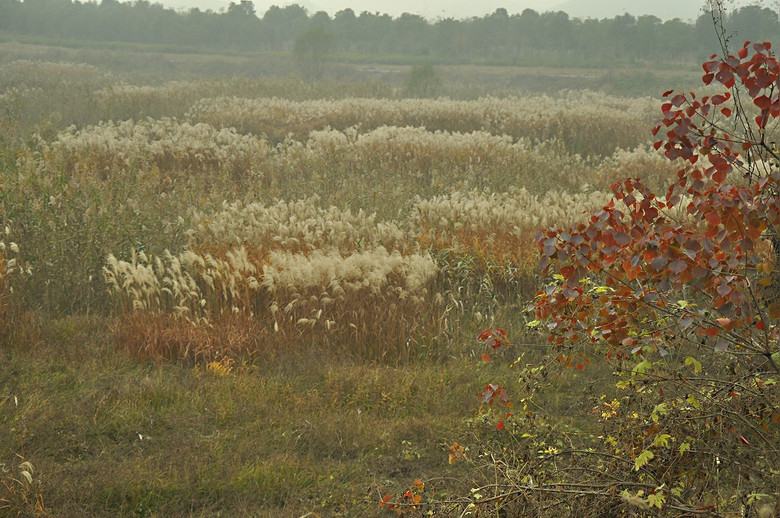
[186,196,410,256]
[104,198,442,364]
[0,228,26,340]
[187,92,656,156]
[0,60,111,140]
[104,247,441,364]
[50,118,271,184]
[0,61,397,143]
[240,126,602,214]
[414,188,614,304]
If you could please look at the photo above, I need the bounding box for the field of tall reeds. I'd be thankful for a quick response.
[0,58,686,516]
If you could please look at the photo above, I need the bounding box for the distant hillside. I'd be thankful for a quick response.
[554,0,705,21]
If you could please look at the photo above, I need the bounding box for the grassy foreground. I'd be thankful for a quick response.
[2,315,544,516]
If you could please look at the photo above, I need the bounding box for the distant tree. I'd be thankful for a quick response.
[635,15,662,58]
[261,4,309,50]
[293,25,333,80]
[332,8,357,53]
[728,6,780,45]
[227,0,255,18]
[394,13,430,55]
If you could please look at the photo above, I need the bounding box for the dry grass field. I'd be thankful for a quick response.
[0,54,693,516]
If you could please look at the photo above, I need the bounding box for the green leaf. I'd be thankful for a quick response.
[648,491,666,509]
[632,360,652,375]
[526,320,540,328]
[746,493,771,505]
[653,434,673,448]
[634,449,654,471]
[686,394,701,410]
[679,442,691,455]
[684,356,702,374]
[651,402,667,423]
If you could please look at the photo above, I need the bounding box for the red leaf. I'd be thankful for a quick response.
[755,95,772,110]
[738,45,748,59]
[715,69,736,88]
[712,167,728,183]
[705,211,721,226]
[561,265,576,280]
[721,107,732,117]
[662,89,675,97]
[496,421,505,431]
[671,94,686,107]
[711,93,729,105]
[699,326,721,337]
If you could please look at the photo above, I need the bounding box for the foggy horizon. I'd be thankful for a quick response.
[155,0,769,22]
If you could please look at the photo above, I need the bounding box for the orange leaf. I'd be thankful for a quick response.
[769,302,780,320]
[482,353,491,363]
[496,421,505,431]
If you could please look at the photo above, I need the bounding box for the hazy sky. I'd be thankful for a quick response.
[157,0,769,22]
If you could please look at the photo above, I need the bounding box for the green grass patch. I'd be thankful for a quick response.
[1,315,512,516]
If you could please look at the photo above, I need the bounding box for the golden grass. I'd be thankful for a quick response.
[101,183,627,364]
[105,244,442,363]
[187,196,410,256]
[187,93,657,156]
[110,312,270,364]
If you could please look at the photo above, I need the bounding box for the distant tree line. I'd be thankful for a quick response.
[0,0,778,65]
